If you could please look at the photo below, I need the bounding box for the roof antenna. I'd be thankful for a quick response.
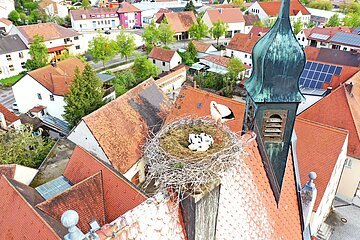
[61,210,86,240]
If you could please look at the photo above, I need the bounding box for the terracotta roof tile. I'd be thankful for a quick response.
[300,85,360,158]
[227,33,262,53]
[26,57,85,96]
[148,47,176,62]
[0,103,19,124]
[36,172,106,233]
[192,40,213,53]
[0,18,12,26]
[244,14,260,26]
[258,0,310,17]
[83,79,171,173]
[295,118,348,211]
[157,12,196,33]
[303,26,352,40]
[0,176,61,239]
[305,46,360,67]
[29,105,46,113]
[156,65,187,86]
[0,164,16,179]
[202,55,230,68]
[63,146,146,223]
[154,8,174,20]
[18,23,79,43]
[206,8,245,23]
[248,26,270,36]
[117,2,141,13]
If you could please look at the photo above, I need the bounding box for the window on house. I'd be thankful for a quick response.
[162,61,165,66]
[231,51,234,57]
[153,59,155,64]
[74,36,79,40]
[37,93,42,100]
[245,54,247,58]
[19,52,24,58]
[75,45,80,50]
[262,110,287,142]
[6,54,11,61]
[21,62,26,68]
[302,37,305,41]
[343,47,347,51]
[50,95,54,101]
[9,65,14,71]
[344,158,352,168]
[0,69,2,74]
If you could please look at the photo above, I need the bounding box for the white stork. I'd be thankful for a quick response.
[210,101,234,123]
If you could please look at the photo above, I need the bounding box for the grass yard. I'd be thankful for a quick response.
[0,74,25,87]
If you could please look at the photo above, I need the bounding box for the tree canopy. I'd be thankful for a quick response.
[8,10,20,25]
[343,12,360,27]
[184,0,196,13]
[88,33,118,69]
[113,71,138,97]
[326,14,341,27]
[132,55,160,80]
[189,17,209,40]
[0,126,54,168]
[142,20,159,53]
[81,0,91,9]
[209,20,228,45]
[25,35,49,70]
[158,19,175,47]
[63,65,104,127]
[227,57,245,79]
[307,0,333,11]
[292,18,303,35]
[116,31,137,62]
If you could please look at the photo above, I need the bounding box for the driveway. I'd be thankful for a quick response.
[0,87,15,109]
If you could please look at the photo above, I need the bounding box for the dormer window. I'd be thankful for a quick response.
[262,110,287,142]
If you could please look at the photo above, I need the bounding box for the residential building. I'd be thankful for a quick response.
[199,55,230,75]
[296,26,352,49]
[117,2,142,29]
[0,0,15,20]
[0,34,30,79]
[330,31,360,51]
[0,103,21,130]
[156,11,196,40]
[192,40,217,54]
[307,7,345,27]
[39,0,69,18]
[202,8,245,38]
[156,65,187,100]
[17,23,83,62]
[70,8,120,32]
[243,14,261,34]
[0,164,38,185]
[247,0,310,24]
[148,47,182,72]
[0,18,13,34]
[68,79,172,183]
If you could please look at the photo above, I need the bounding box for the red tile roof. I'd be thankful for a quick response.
[156,12,196,33]
[248,26,270,36]
[192,40,214,53]
[26,57,85,96]
[154,8,174,20]
[243,14,260,26]
[0,164,16,179]
[29,105,46,113]
[295,118,348,211]
[206,8,245,23]
[0,103,19,125]
[63,146,146,223]
[203,55,230,68]
[227,33,262,53]
[36,172,106,233]
[258,0,310,17]
[0,176,60,240]
[117,2,141,13]
[148,47,176,62]
[303,26,352,41]
[82,79,171,173]
[0,18,12,26]
[300,85,360,158]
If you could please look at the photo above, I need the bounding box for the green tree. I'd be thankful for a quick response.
[307,0,332,11]
[142,20,159,53]
[8,10,20,25]
[326,14,341,27]
[116,31,137,62]
[88,33,118,69]
[184,0,196,13]
[232,0,244,7]
[25,35,49,70]
[180,41,198,65]
[292,18,303,35]
[209,20,228,45]
[82,0,91,9]
[63,65,104,127]
[0,126,54,168]
[158,19,175,47]
[343,12,360,27]
[339,2,360,14]
[227,57,245,79]
[189,17,209,40]
[132,55,160,80]
[113,71,137,97]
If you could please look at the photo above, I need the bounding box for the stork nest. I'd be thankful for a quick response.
[142,117,248,200]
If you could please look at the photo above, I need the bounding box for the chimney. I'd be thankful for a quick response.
[0,112,7,129]
[301,172,317,229]
[345,82,353,95]
[61,210,86,240]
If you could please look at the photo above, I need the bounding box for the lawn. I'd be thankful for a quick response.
[0,74,25,87]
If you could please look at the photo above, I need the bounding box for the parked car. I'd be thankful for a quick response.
[133,25,142,29]
[104,30,111,34]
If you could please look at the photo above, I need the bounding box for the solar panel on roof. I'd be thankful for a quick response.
[309,33,330,41]
[335,66,342,75]
[35,176,72,200]
[331,32,360,48]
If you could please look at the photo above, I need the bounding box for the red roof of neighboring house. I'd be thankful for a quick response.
[303,26,352,41]
[243,14,261,26]
[154,8,174,20]
[299,85,360,158]
[258,0,310,17]
[0,176,61,240]
[63,146,146,223]
[227,33,262,53]
[0,164,16,179]
[202,55,231,68]
[156,12,196,33]
[148,47,176,62]
[29,105,46,113]
[0,103,19,125]
[206,8,245,23]
[47,45,66,53]
[25,57,85,96]
[0,18,12,26]
[117,2,141,13]
[81,79,171,173]
[248,26,270,36]
[295,118,348,211]
[192,40,214,53]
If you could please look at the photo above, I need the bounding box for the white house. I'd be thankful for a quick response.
[17,23,84,62]
[330,31,360,52]
[307,8,345,27]
[202,8,245,38]
[0,18,13,34]
[0,103,21,130]
[247,0,310,25]
[0,34,30,80]
[156,65,187,100]
[70,8,120,32]
[39,0,69,18]
[148,47,182,72]
[0,0,15,19]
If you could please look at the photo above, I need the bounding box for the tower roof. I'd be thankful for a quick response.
[245,0,305,103]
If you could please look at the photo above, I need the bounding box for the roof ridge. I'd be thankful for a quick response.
[296,117,349,135]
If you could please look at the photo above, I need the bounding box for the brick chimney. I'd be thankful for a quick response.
[301,172,317,229]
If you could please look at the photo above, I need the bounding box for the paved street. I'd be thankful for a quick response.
[0,87,15,109]
[327,204,360,240]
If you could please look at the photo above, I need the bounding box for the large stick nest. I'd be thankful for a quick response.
[141,117,248,200]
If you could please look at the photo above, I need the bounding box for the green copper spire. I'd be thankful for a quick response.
[245,0,305,103]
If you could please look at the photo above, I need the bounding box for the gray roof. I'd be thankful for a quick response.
[353,27,360,34]
[0,34,28,55]
[330,32,360,48]
[97,73,116,83]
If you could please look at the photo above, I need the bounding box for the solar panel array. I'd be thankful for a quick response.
[331,32,360,48]
[299,61,342,89]
[309,33,330,41]
[35,176,72,200]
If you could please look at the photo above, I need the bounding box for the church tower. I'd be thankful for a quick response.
[242,0,305,202]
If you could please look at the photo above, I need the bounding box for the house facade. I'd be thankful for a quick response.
[307,7,345,27]
[148,47,182,72]
[117,2,142,29]
[0,103,21,130]
[156,12,196,40]
[0,0,15,19]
